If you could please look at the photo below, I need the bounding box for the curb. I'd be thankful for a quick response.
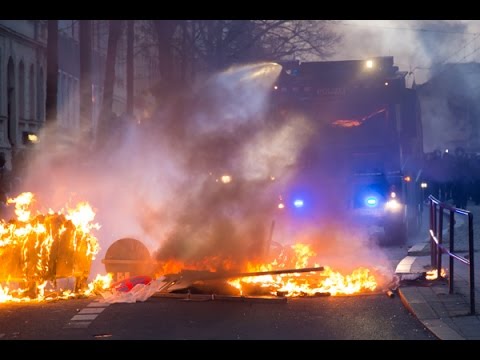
[398,287,465,340]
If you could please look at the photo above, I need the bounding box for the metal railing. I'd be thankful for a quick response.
[428,195,475,314]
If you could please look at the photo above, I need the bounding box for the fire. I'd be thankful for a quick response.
[156,243,378,297]
[0,192,108,303]
[157,256,238,275]
[426,268,447,280]
[228,243,377,296]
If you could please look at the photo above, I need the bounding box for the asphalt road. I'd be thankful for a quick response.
[0,290,435,340]
[0,220,436,341]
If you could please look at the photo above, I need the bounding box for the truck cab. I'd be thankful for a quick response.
[269,57,424,244]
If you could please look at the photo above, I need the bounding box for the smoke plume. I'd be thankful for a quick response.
[16,61,393,280]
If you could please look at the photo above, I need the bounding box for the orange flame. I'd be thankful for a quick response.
[156,243,378,297]
[0,192,107,303]
[228,244,377,296]
[426,268,447,280]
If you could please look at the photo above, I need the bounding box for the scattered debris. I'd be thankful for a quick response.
[99,277,167,303]
[386,290,395,298]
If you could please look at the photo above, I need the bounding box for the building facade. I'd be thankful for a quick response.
[0,20,47,169]
[0,20,134,172]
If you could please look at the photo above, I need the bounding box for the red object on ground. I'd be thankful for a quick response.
[111,275,153,292]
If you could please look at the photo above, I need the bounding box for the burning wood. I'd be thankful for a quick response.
[157,266,325,293]
[148,244,379,297]
[100,238,381,300]
[165,266,325,282]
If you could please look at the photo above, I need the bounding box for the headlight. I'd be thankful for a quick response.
[221,175,232,184]
[385,199,401,211]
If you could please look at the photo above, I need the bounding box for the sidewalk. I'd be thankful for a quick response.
[395,203,480,340]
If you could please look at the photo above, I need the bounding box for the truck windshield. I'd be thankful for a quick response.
[299,101,401,177]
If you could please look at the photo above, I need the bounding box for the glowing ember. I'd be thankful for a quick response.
[426,268,447,280]
[0,192,109,303]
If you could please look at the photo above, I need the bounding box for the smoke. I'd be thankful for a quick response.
[14,60,396,282]
[332,20,480,85]
[16,62,314,275]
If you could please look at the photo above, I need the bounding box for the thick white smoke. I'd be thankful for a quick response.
[14,60,397,282]
[17,62,319,276]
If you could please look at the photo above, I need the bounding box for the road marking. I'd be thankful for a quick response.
[87,302,110,308]
[79,307,105,314]
[64,301,110,329]
[71,314,98,321]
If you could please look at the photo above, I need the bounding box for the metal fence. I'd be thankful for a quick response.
[428,195,475,314]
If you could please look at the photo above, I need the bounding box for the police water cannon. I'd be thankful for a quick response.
[268,56,424,245]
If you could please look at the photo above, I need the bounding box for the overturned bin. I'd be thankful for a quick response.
[102,238,154,282]
[0,213,97,298]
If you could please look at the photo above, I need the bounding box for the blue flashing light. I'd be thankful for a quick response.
[365,196,378,207]
[293,199,304,208]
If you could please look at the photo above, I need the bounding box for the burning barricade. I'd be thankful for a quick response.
[102,238,381,302]
[0,192,103,302]
[0,192,385,304]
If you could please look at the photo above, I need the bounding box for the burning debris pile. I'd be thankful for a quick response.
[151,243,379,297]
[0,192,110,302]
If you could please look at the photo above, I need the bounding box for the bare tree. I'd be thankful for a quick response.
[79,20,92,130]
[126,20,134,116]
[184,20,341,74]
[152,20,178,83]
[98,20,124,140]
[130,20,341,103]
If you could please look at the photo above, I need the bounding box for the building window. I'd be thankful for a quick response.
[7,57,16,146]
[19,61,25,120]
[37,68,44,121]
[29,65,35,120]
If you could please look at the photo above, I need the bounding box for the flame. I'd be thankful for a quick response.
[85,273,113,296]
[7,191,34,222]
[156,243,378,297]
[157,256,238,276]
[426,268,447,280]
[228,244,377,297]
[0,192,107,303]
